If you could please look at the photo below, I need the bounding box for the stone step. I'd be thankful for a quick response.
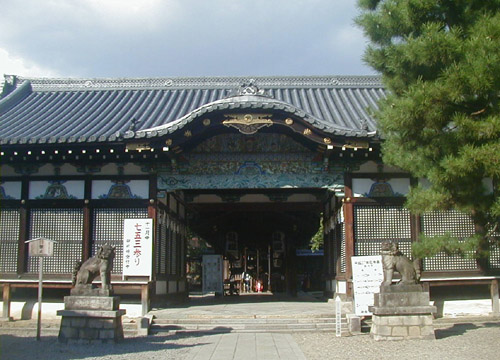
[152,317,341,325]
[151,316,348,334]
[150,322,348,334]
[151,313,337,320]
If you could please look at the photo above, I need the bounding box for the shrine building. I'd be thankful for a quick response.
[0,75,499,315]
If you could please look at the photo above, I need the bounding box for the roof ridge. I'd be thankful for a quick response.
[11,74,383,91]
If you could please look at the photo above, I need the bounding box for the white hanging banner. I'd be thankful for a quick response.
[123,219,153,279]
[351,255,384,316]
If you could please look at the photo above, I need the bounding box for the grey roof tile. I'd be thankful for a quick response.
[0,75,384,145]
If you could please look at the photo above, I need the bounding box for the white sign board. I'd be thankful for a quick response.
[202,255,223,294]
[26,238,56,257]
[351,255,384,316]
[123,219,153,279]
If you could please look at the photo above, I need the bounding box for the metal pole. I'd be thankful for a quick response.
[36,256,43,341]
[256,249,260,281]
[268,245,271,291]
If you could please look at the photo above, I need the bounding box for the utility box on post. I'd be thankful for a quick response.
[25,237,56,341]
[26,237,55,257]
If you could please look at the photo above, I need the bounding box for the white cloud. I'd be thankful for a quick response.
[0,48,60,89]
[0,0,373,79]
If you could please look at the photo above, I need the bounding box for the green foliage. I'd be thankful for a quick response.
[356,1,500,262]
[309,215,324,252]
[412,233,483,259]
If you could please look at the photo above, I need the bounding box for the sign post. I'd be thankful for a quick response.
[335,295,342,337]
[25,238,56,341]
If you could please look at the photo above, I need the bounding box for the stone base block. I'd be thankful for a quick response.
[371,314,435,341]
[346,314,361,334]
[70,285,113,296]
[64,296,120,311]
[57,308,126,343]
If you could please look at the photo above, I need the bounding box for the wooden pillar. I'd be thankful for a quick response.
[410,178,423,273]
[286,238,297,296]
[148,174,157,282]
[2,284,12,321]
[141,283,150,316]
[343,173,355,297]
[491,279,499,314]
[82,204,92,261]
[82,178,92,261]
[17,177,29,275]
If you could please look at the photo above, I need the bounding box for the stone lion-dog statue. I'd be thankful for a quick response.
[380,240,420,286]
[71,244,116,296]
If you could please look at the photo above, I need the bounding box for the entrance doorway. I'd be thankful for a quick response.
[184,188,327,297]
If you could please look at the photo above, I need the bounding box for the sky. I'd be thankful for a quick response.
[0,0,374,83]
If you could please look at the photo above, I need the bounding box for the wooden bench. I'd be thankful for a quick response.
[420,276,500,314]
[1,279,151,320]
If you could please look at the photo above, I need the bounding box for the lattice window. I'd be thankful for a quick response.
[170,221,178,275]
[354,205,412,258]
[490,232,500,269]
[326,230,338,276]
[27,209,83,273]
[421,210,477,271]
[93,208,148,275]
[156,212,168,275]
[0,209,20,273]
[179,224,186,276]
[324,231,332,275]
[489,225,500,269]
[340,222,346,273]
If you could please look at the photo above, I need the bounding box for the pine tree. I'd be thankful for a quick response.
[356,0,500,270]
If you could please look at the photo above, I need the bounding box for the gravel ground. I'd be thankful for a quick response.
[294,321,500,360]
[1,321,500,360]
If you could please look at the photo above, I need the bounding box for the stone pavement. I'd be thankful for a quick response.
[149,292,334,319]
[151,293,321,359]
[187,332,306,360]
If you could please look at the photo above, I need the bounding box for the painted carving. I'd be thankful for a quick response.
[365,181,404,197]
[99,180,142,199]
[192,134,308,153]
[0,183,15,200]
[222,114,273,135]
[156,133,347,190]
[36,181,77,199]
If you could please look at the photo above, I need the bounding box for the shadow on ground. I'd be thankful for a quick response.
[435,322,500,339]
[0,331,228,360]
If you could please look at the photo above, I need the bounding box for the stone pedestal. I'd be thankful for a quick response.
[370,284,436,340]
[57,296,126,343]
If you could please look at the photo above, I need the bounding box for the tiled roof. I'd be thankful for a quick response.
[0,75,385,146]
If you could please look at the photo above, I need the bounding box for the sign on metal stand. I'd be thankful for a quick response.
[25,238,56,341]
[351,255,384,316]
